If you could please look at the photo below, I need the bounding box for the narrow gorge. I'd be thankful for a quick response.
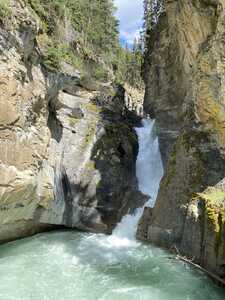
[0,0,225,299]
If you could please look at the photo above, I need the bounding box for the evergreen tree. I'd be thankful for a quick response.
[27,0,144,88]
[143,0,165,49]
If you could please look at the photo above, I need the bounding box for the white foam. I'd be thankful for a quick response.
[106,118,164,248]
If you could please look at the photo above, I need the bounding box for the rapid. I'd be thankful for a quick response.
[0,119,224,300]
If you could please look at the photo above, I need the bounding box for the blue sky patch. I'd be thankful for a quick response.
[114,0,143,46]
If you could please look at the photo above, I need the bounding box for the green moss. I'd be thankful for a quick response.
[162,129,207,189]
[85,124,96,142]
[198,189,225,207]
[85,160,95,170]
[162,149,176,188]
[195,188,225,256]
[79,122,97,151]
[205,206,220,232]
[85,102,101,114]
[69,117,79,127]
[216,213,225,258]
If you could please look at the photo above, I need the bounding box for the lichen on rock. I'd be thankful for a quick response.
[138,0,225,279]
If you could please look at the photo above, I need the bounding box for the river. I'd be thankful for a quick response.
[0,119,224,300]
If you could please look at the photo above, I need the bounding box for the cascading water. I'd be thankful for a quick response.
[135,119,163,205]
[107,118,163,246]
[0,119,224,300]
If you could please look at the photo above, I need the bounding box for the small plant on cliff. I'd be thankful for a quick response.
[42,39,84,72]
[27,0,46,18]
[0,0,11,22]
[93,66,108,81]
[27,0,65,33]
[43,42,69,70]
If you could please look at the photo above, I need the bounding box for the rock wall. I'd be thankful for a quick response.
[0,1,145,243]
[138,0,225,278]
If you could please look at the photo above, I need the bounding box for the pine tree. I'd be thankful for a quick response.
[27,0,145,88]
[142,0,165,50]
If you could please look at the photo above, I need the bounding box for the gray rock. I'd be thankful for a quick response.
[0,0,146,242]
[139,0,225,279]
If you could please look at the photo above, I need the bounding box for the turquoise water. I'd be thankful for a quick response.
[0,119,224,300]
[0,230,224,300]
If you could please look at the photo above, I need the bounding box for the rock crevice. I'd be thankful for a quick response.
[0,0,145,243]
[139,0,225,279]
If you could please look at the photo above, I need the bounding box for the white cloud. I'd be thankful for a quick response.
[114,0,143,45]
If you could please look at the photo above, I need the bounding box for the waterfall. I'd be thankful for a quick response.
[107,118,164,247]
[135,118,164,206]
[0,119,224,300]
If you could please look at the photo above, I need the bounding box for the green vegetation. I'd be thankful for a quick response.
[85,160,95,170]
[0,0,11,22]
[26,0,143,88]
[115,39,144,88]
[69,116,79,127]
[143,0,165,35]
[142,0,165,54]
[27,0,118,52]
[93,66,108,81]
[198,189,225,205]
[193,187,225,257]
[42,40,84,71]
[27,0,119,70]
[195,187,225,233]
[85,102,102,114]
[43,42,70,70]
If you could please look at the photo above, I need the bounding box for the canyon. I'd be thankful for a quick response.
[0,0,145,242]
[0,0,225,296]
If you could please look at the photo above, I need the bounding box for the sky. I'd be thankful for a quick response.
[114,0,143,46]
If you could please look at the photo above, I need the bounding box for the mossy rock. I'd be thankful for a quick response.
[198,188,225,206]
[196,187,225,229]
[85,160,95,170]
[85,102,102,114]
[69,116,79,127]
[195,187,225,258]
[79,121,97,151]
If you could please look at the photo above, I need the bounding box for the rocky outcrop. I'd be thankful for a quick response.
[0,1,145,243]
[138,0,225,278]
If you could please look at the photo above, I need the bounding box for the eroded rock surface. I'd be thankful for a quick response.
[138,0,225,278]
[0,1,145,243]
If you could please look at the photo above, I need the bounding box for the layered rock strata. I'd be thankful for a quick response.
[138,0,225,278]
[0,1,145,243]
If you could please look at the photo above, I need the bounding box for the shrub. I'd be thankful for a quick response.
[27,0,46,19]
[42,39,84,73]
[93,66,108,81]
[43,42,69,70]
[0,0,11,22]
[69,53,84,72]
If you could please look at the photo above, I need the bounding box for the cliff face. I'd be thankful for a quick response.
[0,1,145,243]
[138,0,225,278]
